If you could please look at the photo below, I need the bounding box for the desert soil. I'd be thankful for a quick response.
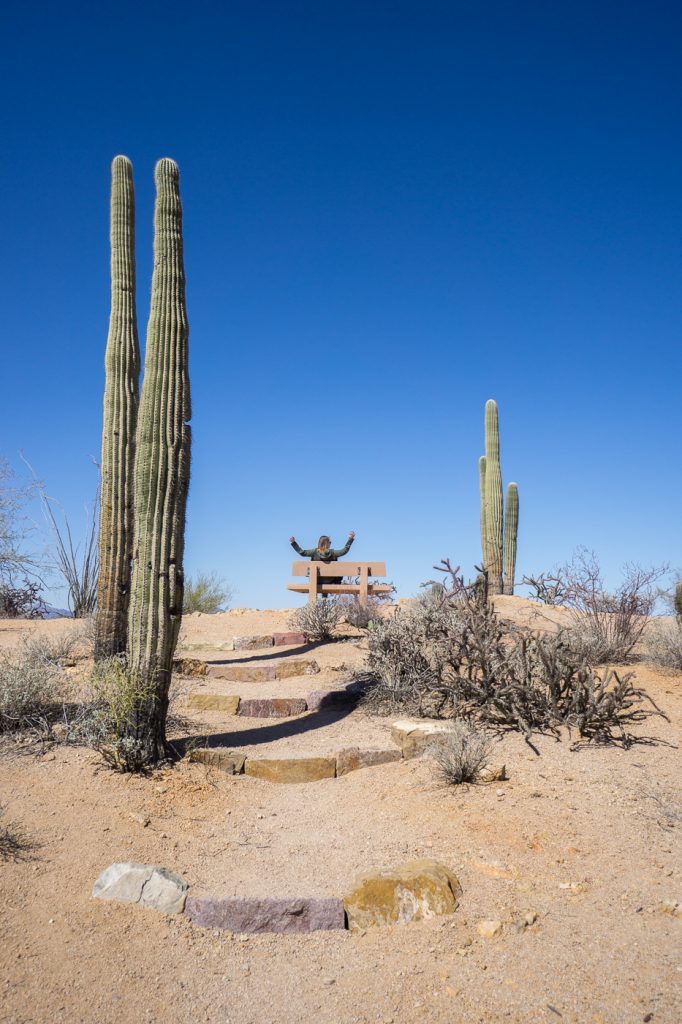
[0,599,681,1024]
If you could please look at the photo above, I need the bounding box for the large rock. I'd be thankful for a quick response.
[343,859,461,931]
[185,896,345,933]
[188,748,246,774]
[238,698,307,718]
[244,757,336,784]
[232,635,274,651]
[272,631,308,647]
[390,719,454,758]
[92,863,188,914]
[188,694,240,714]
[336,747,402,776]
[173,658,207,677]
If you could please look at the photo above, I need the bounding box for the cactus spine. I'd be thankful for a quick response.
[479,400,519,596]
[96,156,140,659]
[126,158,191,761]
[503,482,519,595]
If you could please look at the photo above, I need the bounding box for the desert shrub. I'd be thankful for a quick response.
[557,549,666,663]
[74,657,157,772]
[428,721,493,784]
[364,560,666,748]
[288,598,344,641]
[522,571,568,606]
[0,637,66,734]
[337,596,385,630]
[0,578,43,619]
[645,621,682,671]
[183,572,232,614]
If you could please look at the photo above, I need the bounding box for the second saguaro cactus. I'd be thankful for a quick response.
[126,158,191,762]
[96,156,140,659]
[479,400,519,596]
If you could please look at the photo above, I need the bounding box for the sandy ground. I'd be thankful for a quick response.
[1,600,681,1024]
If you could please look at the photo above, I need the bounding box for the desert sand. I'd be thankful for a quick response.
[0,599,680,1024]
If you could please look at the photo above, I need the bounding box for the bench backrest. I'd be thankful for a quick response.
[291,560,386,578]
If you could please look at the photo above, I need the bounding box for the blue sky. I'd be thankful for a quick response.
[1,1,680,609]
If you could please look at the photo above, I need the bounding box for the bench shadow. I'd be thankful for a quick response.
[209,640,328,666]
[172,706,356,757]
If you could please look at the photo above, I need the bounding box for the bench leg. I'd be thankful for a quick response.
[358,568,369,607]
[308,566,318,604]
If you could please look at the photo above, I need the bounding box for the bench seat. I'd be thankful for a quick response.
[289,560,390,605]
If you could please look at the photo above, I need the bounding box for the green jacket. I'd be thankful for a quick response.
[291,537,354,562]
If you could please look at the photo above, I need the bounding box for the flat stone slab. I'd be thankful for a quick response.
[238,697,308,718]
[180,641,234,652]
[173,657,208,677]
[188,694,240,714]
[390,719,454,758]
[336,747,403,776]
[92,863,188,915]
[272,631,307,646]
[208,659,319,683]
[343,859,461,931]
[188,748,246,774]
[244,757,336,784]
[232,634,274,651]
[185,896,345,933]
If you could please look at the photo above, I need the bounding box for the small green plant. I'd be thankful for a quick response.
[183,572,232,614]
[80,657,158,772]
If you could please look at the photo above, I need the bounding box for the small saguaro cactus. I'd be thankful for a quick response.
[126,157,191,763]
[96,156,140,659]
[479,400,519,596]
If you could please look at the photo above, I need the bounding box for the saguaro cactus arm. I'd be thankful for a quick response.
[503,482,519,595]
[483,399,504,595]
[127,157,191,762]
[96,156,140,659]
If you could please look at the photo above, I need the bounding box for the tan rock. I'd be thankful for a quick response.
[232,635,274,651]
[478,763,507,783]
[343,859,461,931]
[244,757,336,784]
[336,748,403,776]
[477,919,503,939]
[188,748,246,774]
[173,658,207,677]
[209,664,277,683]
[655,899,682,919]
[187,694,240,714]
[276,659,320,679]
[390,720,453,758]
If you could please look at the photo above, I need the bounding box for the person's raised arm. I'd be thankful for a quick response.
[290,536,315,557]
[332,531,355,558]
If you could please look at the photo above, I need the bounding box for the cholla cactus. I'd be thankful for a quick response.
[126,158,191,762]
[479,400,519,596]
[96,156,140,659]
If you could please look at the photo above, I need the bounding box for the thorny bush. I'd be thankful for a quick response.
[288,598,344,641]
[364,560,666,750]
[428,721,494,785]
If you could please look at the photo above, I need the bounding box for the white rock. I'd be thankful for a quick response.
[92,863,188,915]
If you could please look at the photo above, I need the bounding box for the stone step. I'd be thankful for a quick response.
[178,631,308,655]
[207,658,319,683]
[186,694,308,718]
[185,895,345,933]
[186,746,404,783]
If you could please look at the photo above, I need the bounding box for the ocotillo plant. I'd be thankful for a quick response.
[96,156,140,659]
[479,400,519,595]
[126,158,191,763]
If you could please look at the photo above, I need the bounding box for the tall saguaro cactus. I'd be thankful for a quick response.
[126,158,191,762]
[96,156,140,659]
[479,400,519,596]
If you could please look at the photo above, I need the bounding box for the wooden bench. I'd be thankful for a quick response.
[287,561,392,606]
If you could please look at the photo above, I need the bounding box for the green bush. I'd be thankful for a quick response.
[183,572,232,614]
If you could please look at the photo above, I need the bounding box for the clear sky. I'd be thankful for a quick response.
[1,1,680,609]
